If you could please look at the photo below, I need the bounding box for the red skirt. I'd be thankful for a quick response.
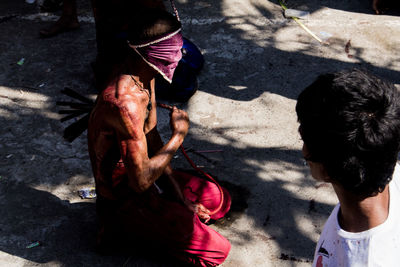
[97,171,231,267]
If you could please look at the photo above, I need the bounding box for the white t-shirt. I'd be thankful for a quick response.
[312,164,400,267]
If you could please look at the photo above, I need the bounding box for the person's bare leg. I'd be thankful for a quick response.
[373,0,381,14]
[40,0,80,37]
[372,0,390,14]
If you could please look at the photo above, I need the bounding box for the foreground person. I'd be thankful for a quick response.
[296,70,400,267]
[87,8,231,266]
[296,69,400,266]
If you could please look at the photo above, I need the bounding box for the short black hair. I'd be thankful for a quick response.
[296,69,400,196]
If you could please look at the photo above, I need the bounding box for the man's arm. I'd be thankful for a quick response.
[145,126,183,197]
[145,119,211,221]
[114,99,189,193]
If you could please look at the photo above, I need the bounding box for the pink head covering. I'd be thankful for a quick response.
[128,29,183,83]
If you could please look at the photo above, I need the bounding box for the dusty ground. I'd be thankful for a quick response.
[0,0,399,266]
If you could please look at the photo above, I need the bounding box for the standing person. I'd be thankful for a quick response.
[87,8,231,267]
[296,69,400,266]
[39,0,165,38]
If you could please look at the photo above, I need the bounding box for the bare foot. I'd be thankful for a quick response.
[39,15,79,38]
[372,0,388,14]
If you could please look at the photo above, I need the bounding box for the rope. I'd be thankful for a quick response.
[157,103,224,216]
[169,0,180,21]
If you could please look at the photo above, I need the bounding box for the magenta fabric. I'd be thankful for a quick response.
[128,29,183,83]
[178,170,232,220]
[100,170,231,266]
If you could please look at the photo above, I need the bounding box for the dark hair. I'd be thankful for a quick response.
[296,69,400,196]
[126,8,181,44]
[95,7,181,90]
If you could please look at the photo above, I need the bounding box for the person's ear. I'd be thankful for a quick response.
[307,160,332,183]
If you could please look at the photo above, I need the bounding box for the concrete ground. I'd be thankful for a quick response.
[0,0,399,266]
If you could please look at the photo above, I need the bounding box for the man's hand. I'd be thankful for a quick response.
[166,170,211,222]
[184,199,211,223]
[170,107,189,137]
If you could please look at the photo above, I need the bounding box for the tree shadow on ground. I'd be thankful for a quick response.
[179,0,400,102]
[0,182,190,266]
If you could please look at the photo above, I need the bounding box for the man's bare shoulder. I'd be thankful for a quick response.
[101,86,143,112]
[99,86,145,139]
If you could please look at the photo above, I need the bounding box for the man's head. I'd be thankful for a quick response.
[98,8,182,89]
[296,69,400,197]
[127,8,183,83]
[128,9,183,83]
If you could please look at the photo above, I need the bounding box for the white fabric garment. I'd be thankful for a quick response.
[312,164,400,267]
